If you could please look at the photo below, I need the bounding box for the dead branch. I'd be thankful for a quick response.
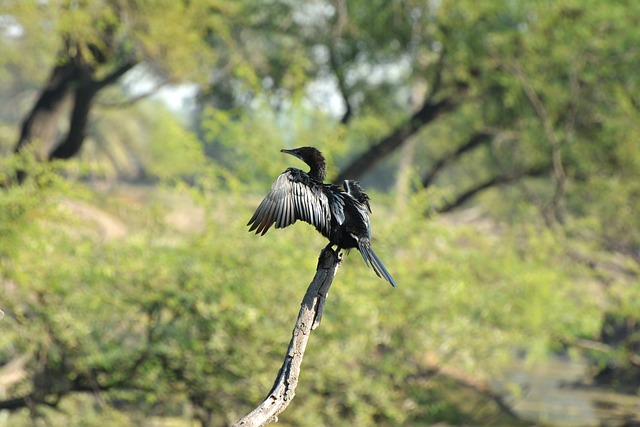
[232,248,342,427]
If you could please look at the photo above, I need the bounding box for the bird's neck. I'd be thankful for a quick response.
[309,163,327,182]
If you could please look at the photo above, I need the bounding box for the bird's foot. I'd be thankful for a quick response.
[321,243,338,257]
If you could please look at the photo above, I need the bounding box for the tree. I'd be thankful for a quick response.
[198,0,640,220]
[6,0,227,180]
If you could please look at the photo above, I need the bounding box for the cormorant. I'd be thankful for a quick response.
[247,146,396,287]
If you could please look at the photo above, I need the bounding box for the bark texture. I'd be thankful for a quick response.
[233,248,342,427]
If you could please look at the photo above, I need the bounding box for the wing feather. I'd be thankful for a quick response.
[274,186,286,228]
[248,169,331,237]
[330,192,346,225]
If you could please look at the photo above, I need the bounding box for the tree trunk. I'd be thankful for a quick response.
[12,47,135,182]
[14,60,79,160]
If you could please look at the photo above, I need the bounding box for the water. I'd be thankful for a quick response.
[500,355,640,426]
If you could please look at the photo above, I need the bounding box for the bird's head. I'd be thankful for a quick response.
[281,146,327,181]
[281,146,324,163]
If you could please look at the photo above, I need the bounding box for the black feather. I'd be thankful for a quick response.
[247,147,396,287]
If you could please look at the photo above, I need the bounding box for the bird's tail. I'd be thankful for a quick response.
[358,241,397,287]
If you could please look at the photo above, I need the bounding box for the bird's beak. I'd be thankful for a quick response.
[281,148,300,159]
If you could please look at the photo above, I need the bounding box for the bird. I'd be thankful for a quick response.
[247,146,396,287]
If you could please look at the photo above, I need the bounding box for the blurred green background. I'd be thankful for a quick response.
[1,0,639,426]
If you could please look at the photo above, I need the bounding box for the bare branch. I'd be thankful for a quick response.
[96,81,168,109]
[94,60,137,91]
[511,61,566,224]
[233,248,342,427]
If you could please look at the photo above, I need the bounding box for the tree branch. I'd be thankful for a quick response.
[421,131,494,188]
[328,0,352,125]
[97,80,167,109]
[511,61,566,224]
[12,60,77,181]
[425,45,446,106]
[94,60,137,91]
[421,363,519,420]
[48,60,136,160]
[0,396,29,411]
[12,55,136,183]
[48,70,96,160]
[328,42,353,125]
[436,165,549,213]
[337,97,457,181]
[0,367,152,412]
[233,248,342,427]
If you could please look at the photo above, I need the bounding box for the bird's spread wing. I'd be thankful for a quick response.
[248,169,331,237]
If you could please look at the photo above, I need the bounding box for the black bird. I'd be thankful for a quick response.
[247,146,396,287]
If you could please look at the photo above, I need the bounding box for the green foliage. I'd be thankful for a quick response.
[200,100,347,190]
[145,108,209,181]
[2,0,640,425]
[4,0,225,82]
[0,161,613,425]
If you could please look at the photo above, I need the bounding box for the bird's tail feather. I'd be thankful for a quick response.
[358,242,396,287]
